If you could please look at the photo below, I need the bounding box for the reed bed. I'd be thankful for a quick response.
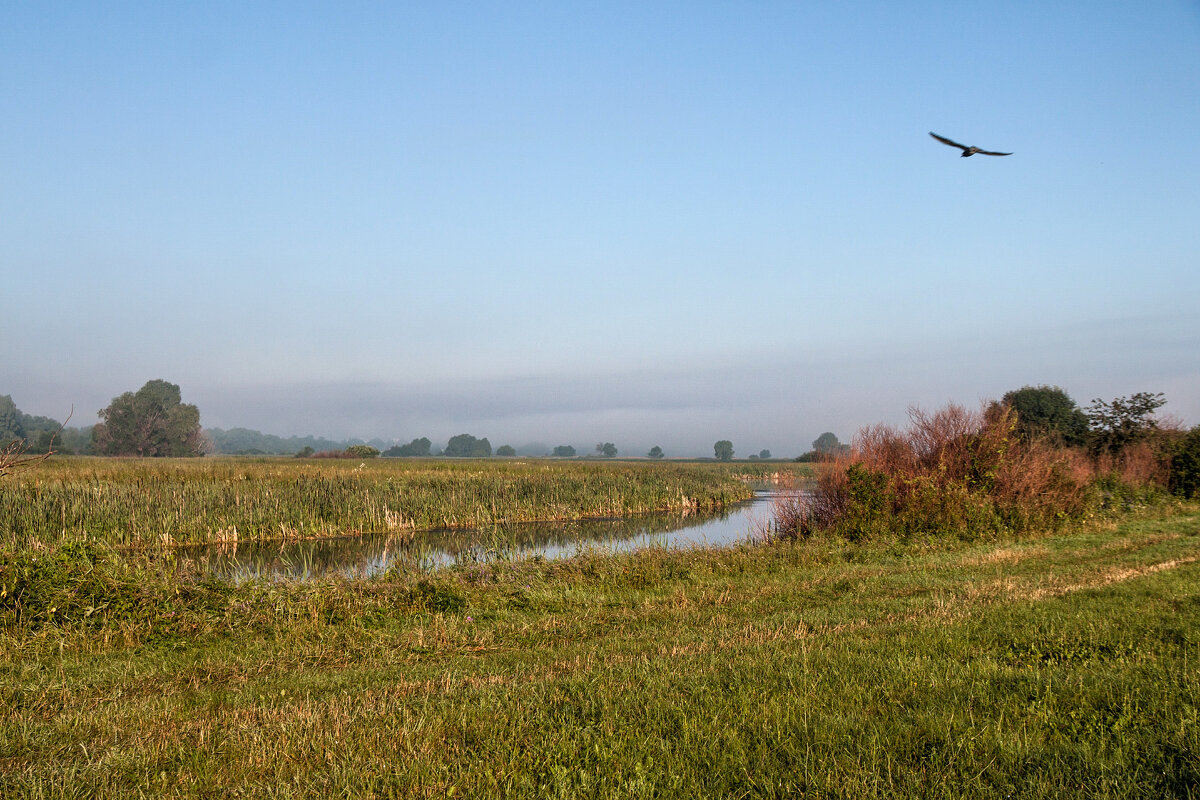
[0,457,762,548]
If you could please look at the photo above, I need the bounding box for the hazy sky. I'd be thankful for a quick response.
[4,2,1198,456]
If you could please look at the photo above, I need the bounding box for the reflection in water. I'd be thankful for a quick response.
[184,492,781,581]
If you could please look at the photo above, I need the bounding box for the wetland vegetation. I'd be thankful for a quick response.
[1,506,1197,797]
[2,391,1199,797]
[0,458,768,549]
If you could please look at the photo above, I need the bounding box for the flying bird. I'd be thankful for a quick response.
[929,131,1012,157]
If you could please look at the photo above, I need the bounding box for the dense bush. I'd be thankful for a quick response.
[775,402,1097,541]
[1170,427,1200,498]
[1001,385,1089,446]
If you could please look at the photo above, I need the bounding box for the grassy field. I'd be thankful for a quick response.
[2,504,1198,797]
[0,457,781,548]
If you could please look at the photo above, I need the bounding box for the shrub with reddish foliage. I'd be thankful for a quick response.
[311,449,355,459]
[774,401,1107,541]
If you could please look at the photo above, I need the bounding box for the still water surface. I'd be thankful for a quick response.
[187,490,783,581]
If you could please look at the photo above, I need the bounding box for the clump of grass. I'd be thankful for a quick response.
[0,540,229,630]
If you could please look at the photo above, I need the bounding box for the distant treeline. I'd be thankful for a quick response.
[2,395,395,457]
[4,391,792,461]
[0,395,92,455]
[206,427,391,456]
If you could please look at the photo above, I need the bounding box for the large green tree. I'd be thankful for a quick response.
[92,380,207,457]
[713,440,734,461]
[1001,385,1088,445]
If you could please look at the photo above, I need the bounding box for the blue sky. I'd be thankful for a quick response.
[3,2,1198,456]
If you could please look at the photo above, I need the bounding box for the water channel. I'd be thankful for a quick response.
[186,489,786,581]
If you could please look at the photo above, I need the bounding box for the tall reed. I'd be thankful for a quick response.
[0,458,761,549]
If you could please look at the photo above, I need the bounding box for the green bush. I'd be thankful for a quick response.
[801,402,1106,544]
[1089,473,1167,512]
[1169,427,1200,498]
[894,477,1001,540]
[837,463,893,540]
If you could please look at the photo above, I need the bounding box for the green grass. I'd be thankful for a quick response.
[0,457,776,548]
[2,505,1198,797]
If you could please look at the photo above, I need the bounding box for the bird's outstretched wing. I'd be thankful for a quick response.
[974,149,1012,156]
[929,131,967,150]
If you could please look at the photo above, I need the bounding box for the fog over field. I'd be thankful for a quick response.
[4,4,1198,456]
[14,310,1195,458]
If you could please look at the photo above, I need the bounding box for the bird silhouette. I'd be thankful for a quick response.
[929,131,1012,157]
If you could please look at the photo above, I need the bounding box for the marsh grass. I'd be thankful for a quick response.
[0,457,764,548]
[1,507,1198,797]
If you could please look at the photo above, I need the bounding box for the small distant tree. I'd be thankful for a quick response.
[295,446,315,458]
[601,442,618,458]
[647,445,664,459]
[496,444,516,457]
[1086,392,1166,455]
[57,426,94,456]
[93,380,207,457]
[445,434,492,457]
[553,445,576,457]
[759,449,771,459]
[714,440,734,461]
[31,429,64,455]
[812,432,841,455]
[346,444,380,458]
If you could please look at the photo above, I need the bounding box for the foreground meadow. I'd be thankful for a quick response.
[2,504,1198,798]
[0,457,769,548]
